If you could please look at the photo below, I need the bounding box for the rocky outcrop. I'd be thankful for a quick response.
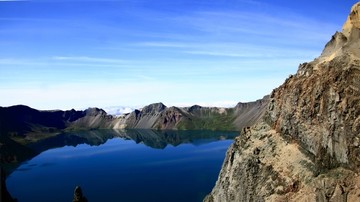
[206,2,360,202]
[205,124,360,202]
[73,186,87,202]
[205,123,315,202]
[265,53,360,171]
[264,2,360,171]
[1,167,17,202]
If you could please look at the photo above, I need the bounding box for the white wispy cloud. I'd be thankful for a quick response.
[133,41,320,60]
[128,7,335,62]
[0,58,48,66]
[0,57,136,69]
[169,9,338,45]
[236,0,262,5]
[183,50,259,58]
[0,81,178,110]
[52,56,128,64]
[184,48,320,59]
[136,75,156,81]
[135,42,189,48]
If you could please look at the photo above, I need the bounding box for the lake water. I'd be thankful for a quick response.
[6,130,238,202]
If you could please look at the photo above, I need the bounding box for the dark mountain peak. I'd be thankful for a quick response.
[188,105,203,112]
[62,109,85,122]
[84,107,107,116]
[141,102,166,114]
[2,105,37,114]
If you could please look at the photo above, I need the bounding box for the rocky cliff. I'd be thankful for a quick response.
[205,2,360,202]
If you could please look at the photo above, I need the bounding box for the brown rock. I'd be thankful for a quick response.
[205,2,360,202]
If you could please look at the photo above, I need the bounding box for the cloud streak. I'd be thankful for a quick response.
[170,10,338,44]
[52,56,129,64]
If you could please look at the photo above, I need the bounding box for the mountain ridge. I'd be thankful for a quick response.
[0,95,269,139]
[0,98,267,178]
[0,95,269,170]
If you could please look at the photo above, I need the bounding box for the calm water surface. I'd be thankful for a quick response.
[6,130,237,202]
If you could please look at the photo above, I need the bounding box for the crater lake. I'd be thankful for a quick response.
[6,129,238,202]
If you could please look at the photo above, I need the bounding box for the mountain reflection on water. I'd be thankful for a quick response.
[6,130,239,202]
[28,129,239,152]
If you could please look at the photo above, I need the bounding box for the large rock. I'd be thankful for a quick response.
[72,186,87,202]
[206,2,360,201]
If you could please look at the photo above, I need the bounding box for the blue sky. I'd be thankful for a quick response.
[0,0,357,110]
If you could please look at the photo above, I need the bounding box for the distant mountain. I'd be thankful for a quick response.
[0,96,269,139]
[0,105,116,169]
[0,97,268,170]
[109,97,269,131]
[0,105,113,138]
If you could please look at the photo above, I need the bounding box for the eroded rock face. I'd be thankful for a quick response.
[342,2,360,37]
[265,53,360,171]
[205,123,360,202]
[205,123,314,202]
[265,16,360,171]
[206,2,360,202]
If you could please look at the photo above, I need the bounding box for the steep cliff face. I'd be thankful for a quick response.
[206,124,360,202]
[265,2,360,171]
[206,2,360,201]
[265,53,360,171]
